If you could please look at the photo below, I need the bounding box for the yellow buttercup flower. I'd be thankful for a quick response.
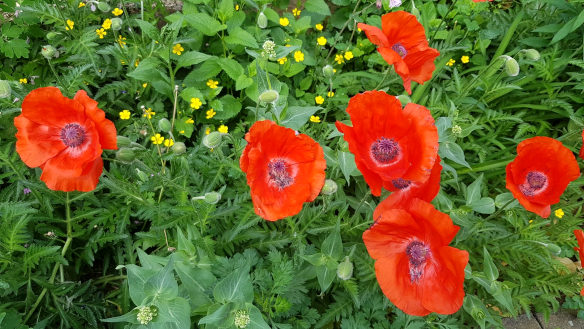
[142,83,148,88]
[78,2,86,8]
[315,96,324,105]
[357,27,362,32]
[315,23,323,31]
[151,134,164,145]
[446,58,455,66]
[102,18,112,30]
[317,36,327,46]
[135,59,140,67]
[235,4,240,10]
[293,50,304,62]
[335,54,345,64]
[117,35,127,47]
[190,97,202,109]
[280,17,289,27]
[112,8,123,16]
[206,109,216,119]
[95,28,107,39]
[143,107,155,119]
[206,79,219,89]
[164,138,174,147]
[310,115,321,123]
[19,78,27,84]
[344,51,354,60]
[327,91,334,98]
[119,110,131,120]
[185,118,194,124]
[292,8,301,17]
[461,55,470,64]
[218,125,228,133]
[65,19,74,30]
[205,127,211,135]
[554,208,565,218]
[179,130,185,134]
[277,57,287,65]
[172,43,184,55]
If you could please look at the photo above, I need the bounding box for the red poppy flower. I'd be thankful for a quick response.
[363,198,468,316]
[335,91,439,197]
[14,87,117,192]
[357,11,440,95]
[240,120,326,221]
[506,137,579,218]
[383,156,442,207]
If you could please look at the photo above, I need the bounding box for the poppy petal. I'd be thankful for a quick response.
[378,47,411,94]
[356,22,389,48]
[364,208,422,259]
[74,90,118,150]
[14,115,66,167]
[20,87,86,128]
[381,11,429,50]
[41,157,103,192]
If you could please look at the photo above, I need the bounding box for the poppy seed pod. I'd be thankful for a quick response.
[337,256,354,280]
[41,45,57,59]
[203,131,222,149]
[322,65,334,78]
[158,118,171,132]
[500,55,519,77]
[523,49,540,61]
[204,191,221,204]
[111,17,123,30]
[115,148,135,163]
[544,243,561,256]
[116,135,132,148]
[259,89,279,103]
[0,80,11,99]
[171,142,186,155]
[321,179,338,195]
[46,31,59,40]
[257,12,268,29]
[97,1,111,12]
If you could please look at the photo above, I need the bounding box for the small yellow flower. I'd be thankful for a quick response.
[185,118,194,124]
[446,58,455,66]
[120,59,126,65]
[78,2,86,8]
[280,17,289,26]
[277,57,287,65]
[112,8,123,16]
[357,27,362,32]
[119,109,131,120]
[554,208,565,218]
[19,78,27,84]
[164,138,174,147]
[206,108,216,119]
[65,19,74,30]
[335,54,345,64]
[117,35,127,47]
[292,8,301,17]
[205,127,211,135]
[310,115,321,123]
[235,4,240,10]
[315,96,324,105]
[315,23,323,31]
[528,219,533,224]
[327,91,334,98]
[344,51,354,60]
[151,134,164,145]
[102,18,112,30]
[135,59,140,67]
[143,107,155,119]
[317,36,327,46]
[206,79,219,89]
[461,55,470,64]
[172,43,184,55]
[218,125,228,133]
[179,130,185,134]
[142,83,148,88]
[293,50,304,62]
[285,44,291,47]
[95,28,107,39]
[190,97,202,109]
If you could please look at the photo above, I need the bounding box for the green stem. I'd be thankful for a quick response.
[493,10,525,59]
[455,157,513,175]
[484,198,515,221]
[25,192,73,323]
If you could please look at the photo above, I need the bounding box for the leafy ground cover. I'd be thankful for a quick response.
[1,0,584,328]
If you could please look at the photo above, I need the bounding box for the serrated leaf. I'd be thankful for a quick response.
[466,174,483,205]
[184,13,226,36]
[439,141,470,168]
[214,94,242,120]
[135,19,159,40]
[213,267,253,303]
[224,27,258,48]
[217,58,244,80]
[176,51,213,70]
[305,0,331,15]
[337,151,357,184]
[471,197,495,214]
[279,106,320,130]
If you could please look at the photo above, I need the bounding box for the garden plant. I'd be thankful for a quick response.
[1,0,584,328]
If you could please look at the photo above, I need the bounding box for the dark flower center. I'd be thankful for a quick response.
[371,137,400,164]
[267,159,293,189]
[392,42,407,58]
[406,241,430,283]
[519,171,548,197]
[60,123,86,148]
[392,178,411,190]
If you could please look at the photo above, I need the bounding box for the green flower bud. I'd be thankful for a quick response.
[204,192,221,204]
[115,148,136,163]
[396,94,411,106]
[97,1,111,12]
[0,80,11,99]
[322,65,334,78]
[171,142,186,155]
[545,243,561,256]
[117,135,132,148]
[111,17,123,31]
[258,89,279,103]
[158,118,171,132]
[46,32,59,40]
[500,55,519,77]
[523,49,540,61]
[257,12,268,29]
[203,131,222,149]
[41,45,57,59]
[337,256,353,280]
[321,179,338,195]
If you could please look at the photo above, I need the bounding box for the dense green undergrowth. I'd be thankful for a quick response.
[1,0,584,328]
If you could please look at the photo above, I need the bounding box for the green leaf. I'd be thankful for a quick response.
[144,258,179,301]
[303,253,326,266]
[305,0,331,15]
[465,174,483,205]
[101,310,139,324]
[439,141,470,168]
[213,267,253,303]
[128,57,164,81]
[316,259,337,293]
[125,265,157,305]
[156,297,190,329]
[236,74,254,90]
[247,305,271,329]
[199,303,232,325]
[482,247,499,282]
[551,9,584,44]
[322,230,342,260]
[176,51,213,70]
[224,27,258,48]
[135,19,159,40]
[218,58,244,80]
[217,0,234,22]
[471,197,495,215]
[184,12,226,36]
[463,295,489,329]
[279,106,320,130]
[175,262,214,308]
[214,95,242,120]
[337,151,357,184]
